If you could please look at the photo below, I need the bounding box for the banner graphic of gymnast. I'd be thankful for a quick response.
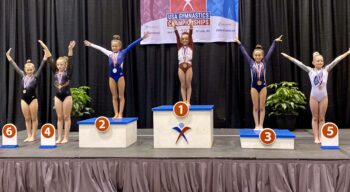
[141,0,238,44]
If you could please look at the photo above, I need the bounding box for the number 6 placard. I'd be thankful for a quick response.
[321,122,340,150]
[1,124,18,148]
[39,123,57,149]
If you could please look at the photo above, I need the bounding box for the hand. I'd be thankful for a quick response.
[84,40,91,47]
[171,20,177,28]
[68,41,76,49]
[6,48,13,61]
[233,37,241,45]
[38,40,49,50]
[43,49,52,60]
[275,35,283,42]
[142,32,150,39]
[281,52,289,59]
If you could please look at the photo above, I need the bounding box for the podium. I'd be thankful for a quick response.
[239,129,295,149]
[152,105,214,148]
[78,117,138,148]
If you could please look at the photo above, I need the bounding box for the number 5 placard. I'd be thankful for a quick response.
[39,123,57,149]
[321,122,340,150]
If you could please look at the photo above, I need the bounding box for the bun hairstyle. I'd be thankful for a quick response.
[253,44,265,55]
[24,59,35,70]
[313,52,321,58]
[112,35,121,40]
[111,34,122,46]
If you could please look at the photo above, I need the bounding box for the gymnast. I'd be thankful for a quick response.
[172,20,194,105]
[84,32,149,119]
[234,35,283,129]
[281,49,350,143]
[39,40,76,144]
[5,44,51,142]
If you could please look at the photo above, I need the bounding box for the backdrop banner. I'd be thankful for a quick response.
[141,0,239,44]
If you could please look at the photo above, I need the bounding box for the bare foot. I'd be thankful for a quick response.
[112,114,119,119]
[186,102,191,106]
[314,139,321,144]
[254,127,263,130]
[56,139,63,144]
[24,137,30,142]
[117,115,123,119]
[27,137,36,142]
[61,139,69,144]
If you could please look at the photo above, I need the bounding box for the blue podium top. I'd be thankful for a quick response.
[152,105,214,111]
[77,117,138,125]
[239,129,296,138]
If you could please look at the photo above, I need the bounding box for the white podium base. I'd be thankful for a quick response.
[240,129,295,150]
[78,117,138,148]
[152,105,214,148]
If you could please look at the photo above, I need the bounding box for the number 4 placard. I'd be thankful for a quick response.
[39,123,57,149]
[1,124,18,148]
[321,122,340,150]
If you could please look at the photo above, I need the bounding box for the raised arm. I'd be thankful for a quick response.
[122,32,149,55]
[234,37,254,65]
[6,48,24,76]
[264,35,282,62]
[34,40,53,77]
[325,48,350,72]
[281,52,312,73]
[172,21,181,49]
[188,20,194,49]
[84,40,113,57]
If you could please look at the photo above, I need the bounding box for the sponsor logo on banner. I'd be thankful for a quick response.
[167,0,210,27]
[172,123,191,143]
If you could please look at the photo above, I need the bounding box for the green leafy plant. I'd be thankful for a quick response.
[266,81,307,116]
[70,86,94,118]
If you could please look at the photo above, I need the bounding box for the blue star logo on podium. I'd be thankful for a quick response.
[173,123,191,143]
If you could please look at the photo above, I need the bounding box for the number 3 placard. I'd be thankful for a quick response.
[259,128,276,145]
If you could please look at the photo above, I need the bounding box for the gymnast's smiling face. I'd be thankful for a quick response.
[111,41,122,53]
[56,58,67,72]
[24,63,35,76]
[181,33,189,46]
[253,50,264,63]
[312,55,324,69]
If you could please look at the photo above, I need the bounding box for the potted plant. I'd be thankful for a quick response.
[70,86,94,131]
[266,81,307,130]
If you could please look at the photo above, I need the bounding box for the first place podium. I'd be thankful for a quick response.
[152,105,214,148]
[78,117,138,148]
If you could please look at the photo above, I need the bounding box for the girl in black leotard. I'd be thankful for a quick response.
[6,44,51,142]
[39,40,76,144]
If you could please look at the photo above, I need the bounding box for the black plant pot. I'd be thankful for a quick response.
[70,115,91,132]
[276,115,297,131]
